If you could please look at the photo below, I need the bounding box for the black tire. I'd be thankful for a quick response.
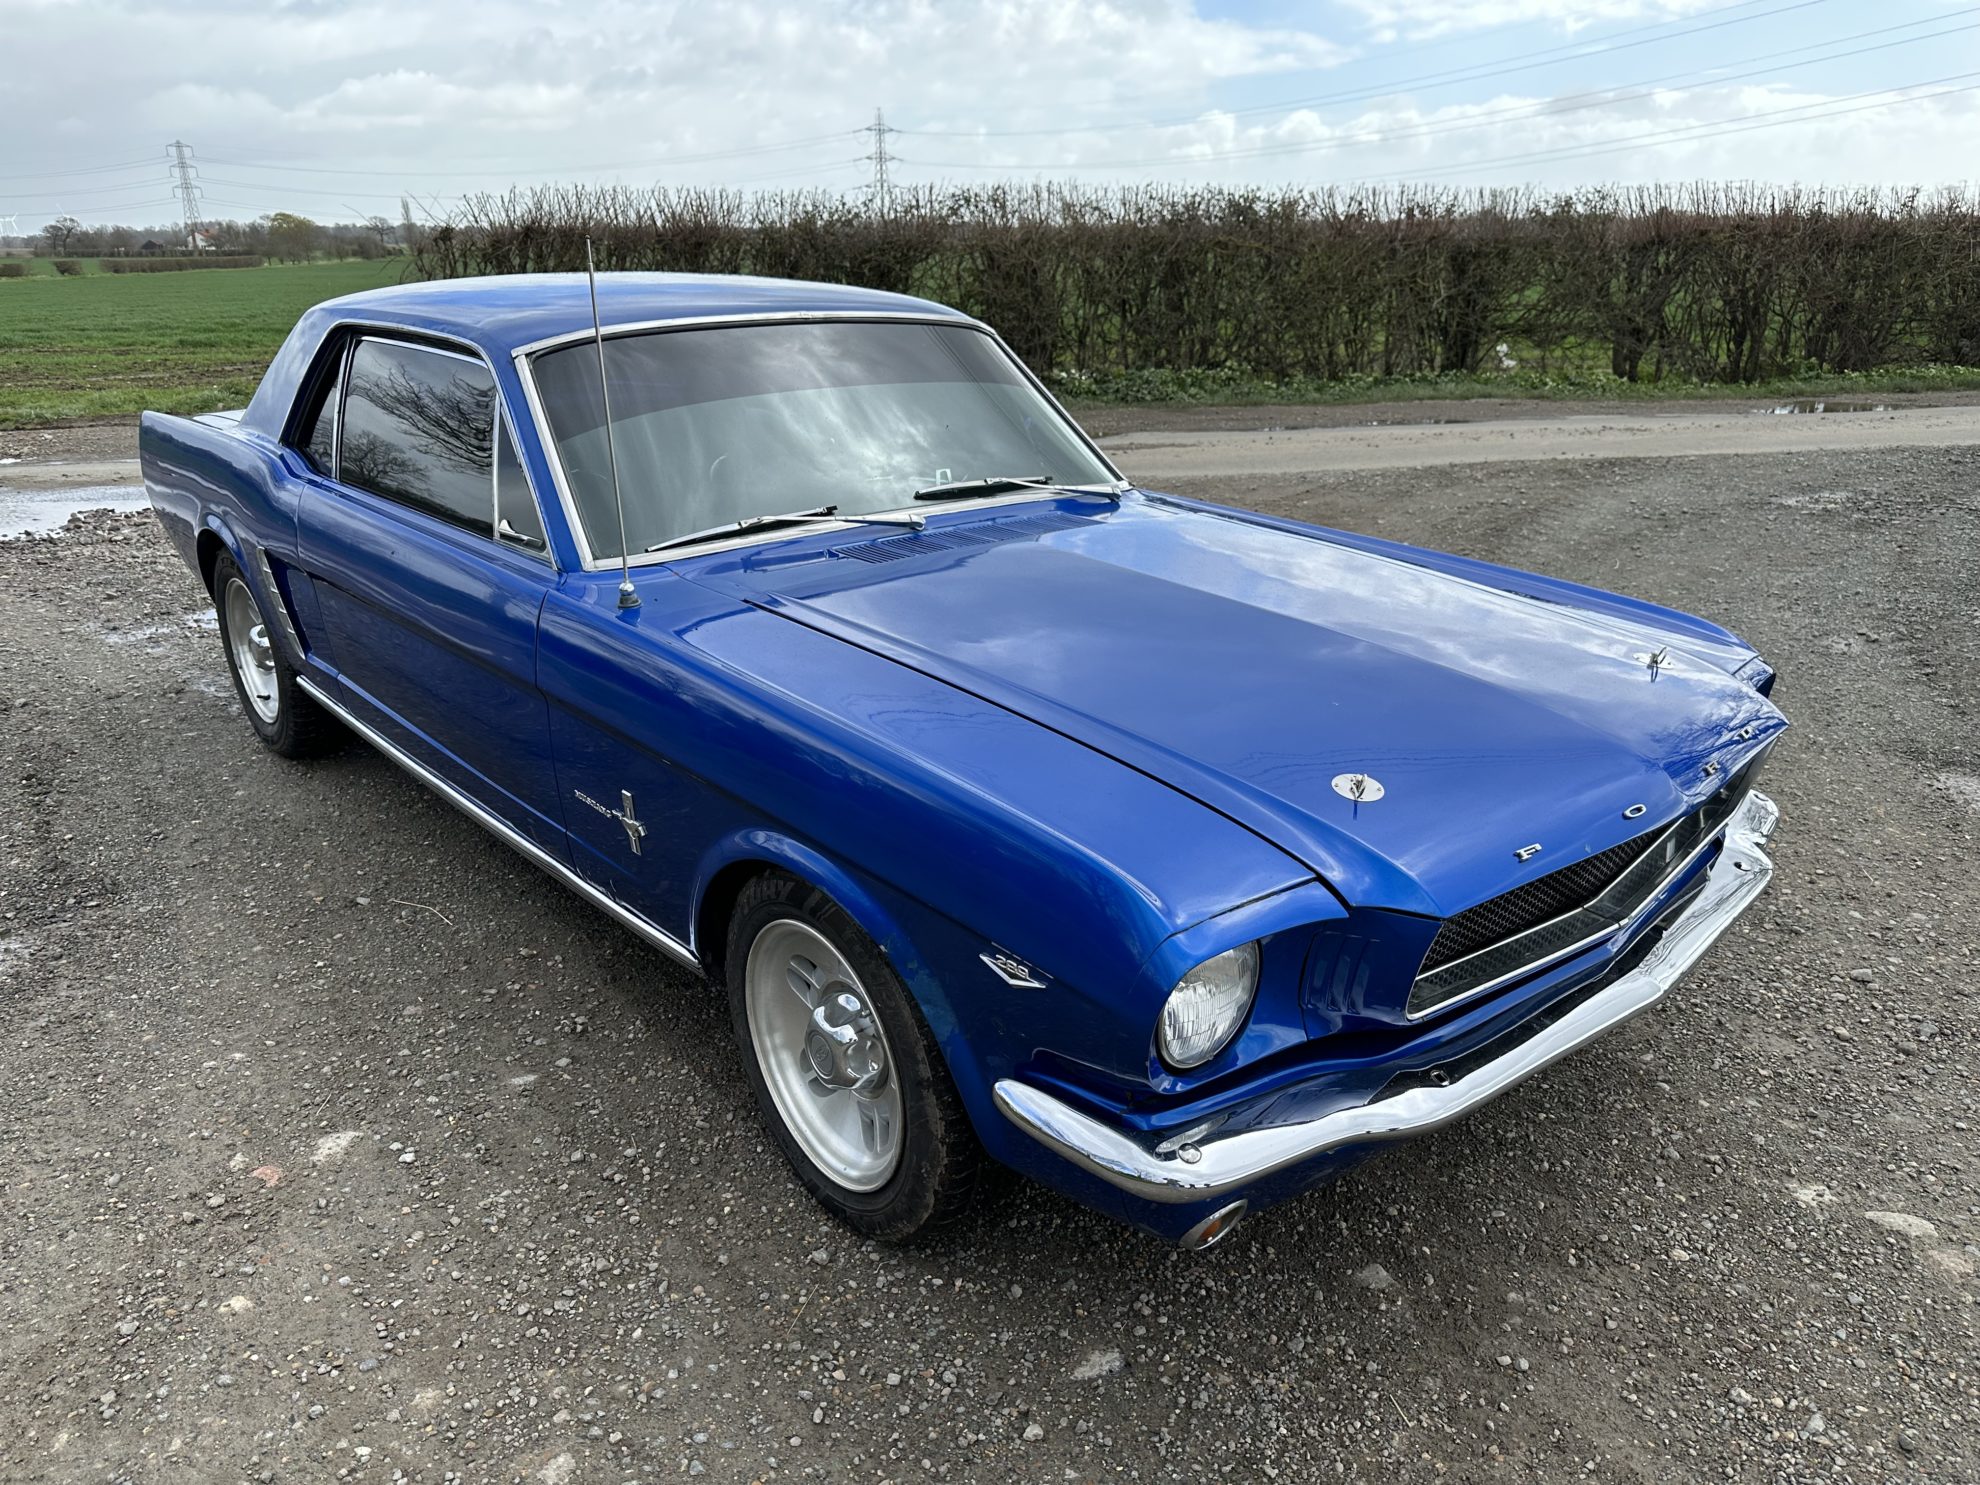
[727,871,981,1241]
[210,550,342,759]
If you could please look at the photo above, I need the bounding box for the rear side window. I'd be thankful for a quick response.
[294,352,341,476]
[339,338,495,532]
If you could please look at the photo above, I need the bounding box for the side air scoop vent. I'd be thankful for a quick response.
[836,510,1097,564]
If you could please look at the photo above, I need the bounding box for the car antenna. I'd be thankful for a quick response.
[585,237,639,610]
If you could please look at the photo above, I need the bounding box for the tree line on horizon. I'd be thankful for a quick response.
[15,208,424,264]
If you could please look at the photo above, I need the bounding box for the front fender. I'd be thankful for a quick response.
[687,828,999,1125]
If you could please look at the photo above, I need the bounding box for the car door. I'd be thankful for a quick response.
[295,332,567,857]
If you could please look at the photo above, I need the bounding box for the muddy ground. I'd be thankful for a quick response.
[0,422,1974,1483]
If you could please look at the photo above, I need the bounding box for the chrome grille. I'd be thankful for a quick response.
[1408,759,1761,1018]
[1420,830,1660,973]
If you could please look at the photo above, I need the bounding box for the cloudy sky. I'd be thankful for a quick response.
[4,0,1977,230]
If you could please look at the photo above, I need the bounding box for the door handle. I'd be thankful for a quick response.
[498,518,546,551]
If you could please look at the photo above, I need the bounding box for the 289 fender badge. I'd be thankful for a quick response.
[980,950,1049,989]
[1514,843,1544,862]
[1331,772,1385,803]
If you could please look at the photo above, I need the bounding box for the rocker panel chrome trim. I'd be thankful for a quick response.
[295,676,701,972]
[995,790,1778,1204]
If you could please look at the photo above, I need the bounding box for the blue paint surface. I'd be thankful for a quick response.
[139,274,1786,1239]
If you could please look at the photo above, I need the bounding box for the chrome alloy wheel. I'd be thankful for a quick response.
[222,576,280,725]
[744,918,904,1192]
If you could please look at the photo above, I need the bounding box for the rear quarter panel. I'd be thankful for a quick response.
[139,410,330,670]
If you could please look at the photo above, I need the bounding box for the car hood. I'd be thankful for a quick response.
[694,495,1785,918]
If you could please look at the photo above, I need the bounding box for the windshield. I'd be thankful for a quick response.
[530,320,1116,559]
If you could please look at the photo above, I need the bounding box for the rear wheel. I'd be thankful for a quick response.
[211,551,340,758]
[728,872,980,1240]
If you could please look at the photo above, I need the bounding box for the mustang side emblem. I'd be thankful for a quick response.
[1634,646,1672,679]
[574,788,648,855]
[1514,843,1543,862]
[1330,772,1386,803]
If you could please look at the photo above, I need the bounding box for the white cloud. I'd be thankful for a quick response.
[1340,0,1725,41]
[4,0,1973,229]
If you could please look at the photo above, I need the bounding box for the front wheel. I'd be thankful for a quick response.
[211,551,340,758]
[727,872,981,1241]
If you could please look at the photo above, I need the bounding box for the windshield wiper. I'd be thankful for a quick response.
[912,474,1124,503]
[644,504,924,555]
[913,474,1058,502]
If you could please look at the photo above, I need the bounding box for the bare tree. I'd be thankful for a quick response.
[41,215,81,256]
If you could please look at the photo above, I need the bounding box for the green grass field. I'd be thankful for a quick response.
[4,256,1980,431]
[0,260,413,429]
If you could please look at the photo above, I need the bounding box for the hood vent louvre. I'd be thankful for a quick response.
[836,510,1096,564]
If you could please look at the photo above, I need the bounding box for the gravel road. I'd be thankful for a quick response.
[0,409,1974,1483]
[1100,403,1980,477]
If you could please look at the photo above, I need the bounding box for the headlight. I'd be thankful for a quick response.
[1157,943,1260,1069]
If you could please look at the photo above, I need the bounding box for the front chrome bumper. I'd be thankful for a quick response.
[994,789,1779,1205]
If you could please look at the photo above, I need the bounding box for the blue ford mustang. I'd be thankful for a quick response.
[141,274,1785,1249]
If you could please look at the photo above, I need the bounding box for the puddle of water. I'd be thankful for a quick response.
[1760,400,1890,416]
[1773,489,1854,511]
[100,609,219,650]
[0,935,36,977]
[0,484,148,538]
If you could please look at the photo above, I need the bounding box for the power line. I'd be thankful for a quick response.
[903,10,1980,173]
[901,0,1831,140]
[0,174,176,202]
[200,129,864,179]
[723,156,869,187]
[1376,68,1980,184]
[0,157,167,182]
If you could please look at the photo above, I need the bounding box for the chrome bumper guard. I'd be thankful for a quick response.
[994,789,1779,1204]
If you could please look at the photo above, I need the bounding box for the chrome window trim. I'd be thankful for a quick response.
[511,307,994,358]
[317,326,557,570]
[511,311,1128,574]
[287,335,351,481]
[339,333,498,539]
[1406,791,1742,1021]
[492,408,552,563]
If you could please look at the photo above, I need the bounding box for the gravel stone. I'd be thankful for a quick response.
[2,420,1975,1483]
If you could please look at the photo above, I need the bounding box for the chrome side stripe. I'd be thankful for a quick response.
[296,676,701,972]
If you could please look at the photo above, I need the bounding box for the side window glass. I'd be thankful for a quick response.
[339,339,495,533]
[495,417,548,554]
[295,349,341,476]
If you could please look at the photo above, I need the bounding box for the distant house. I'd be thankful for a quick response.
[138,239,170,255]
[189,228,221,252]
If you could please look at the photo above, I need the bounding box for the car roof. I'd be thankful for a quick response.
[313,272,973,358]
